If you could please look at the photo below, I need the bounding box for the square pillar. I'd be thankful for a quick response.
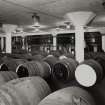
[22,36,25,50]
[3,24,17,53]
[75,26,85,62]
[52,33,57,51]
[64,11,96,62]
[6,33,12,53]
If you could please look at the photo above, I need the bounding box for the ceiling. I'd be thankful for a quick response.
[0,0,105,27]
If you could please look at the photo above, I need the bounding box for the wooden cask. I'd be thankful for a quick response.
[75,57,105,87]
[0,71,18,86]
[38,86,95,105]
[53,58,78,83]
[0,76,51,105]
[16,61,51,78]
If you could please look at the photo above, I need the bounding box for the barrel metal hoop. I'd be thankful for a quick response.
[44,61,51,74]
[16,64,24,73]
[0,64,4,69]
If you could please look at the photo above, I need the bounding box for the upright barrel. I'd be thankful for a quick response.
[0,76,51,105]
[53,58,78,83]
[38,86,95,105]
[16,60,51,78]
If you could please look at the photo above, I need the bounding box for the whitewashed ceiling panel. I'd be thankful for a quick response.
[0,0,104,27]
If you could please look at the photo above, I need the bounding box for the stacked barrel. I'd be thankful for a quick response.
[0,52,76,80]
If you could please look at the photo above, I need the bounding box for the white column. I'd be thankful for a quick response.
[75,26,85,63]
[3,24,17,53]
[52,33,57,51]
[64,11,96,62]
[22,36,25,50]
[6,33,12,53]
[102,35,105,52]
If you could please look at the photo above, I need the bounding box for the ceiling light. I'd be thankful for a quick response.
[32,13,40,26]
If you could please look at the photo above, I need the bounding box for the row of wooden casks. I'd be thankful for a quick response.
[0,53,96,105]
[43,52,105,105]
[0,52,75,79]
[0,52,80,94]
[42,52,105,105]
[0,52,53,105]
[0,52,103,105]
[1,52,105,86]
[0,76,51,105]
[0,75,96,105]
[0,59,96,105]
